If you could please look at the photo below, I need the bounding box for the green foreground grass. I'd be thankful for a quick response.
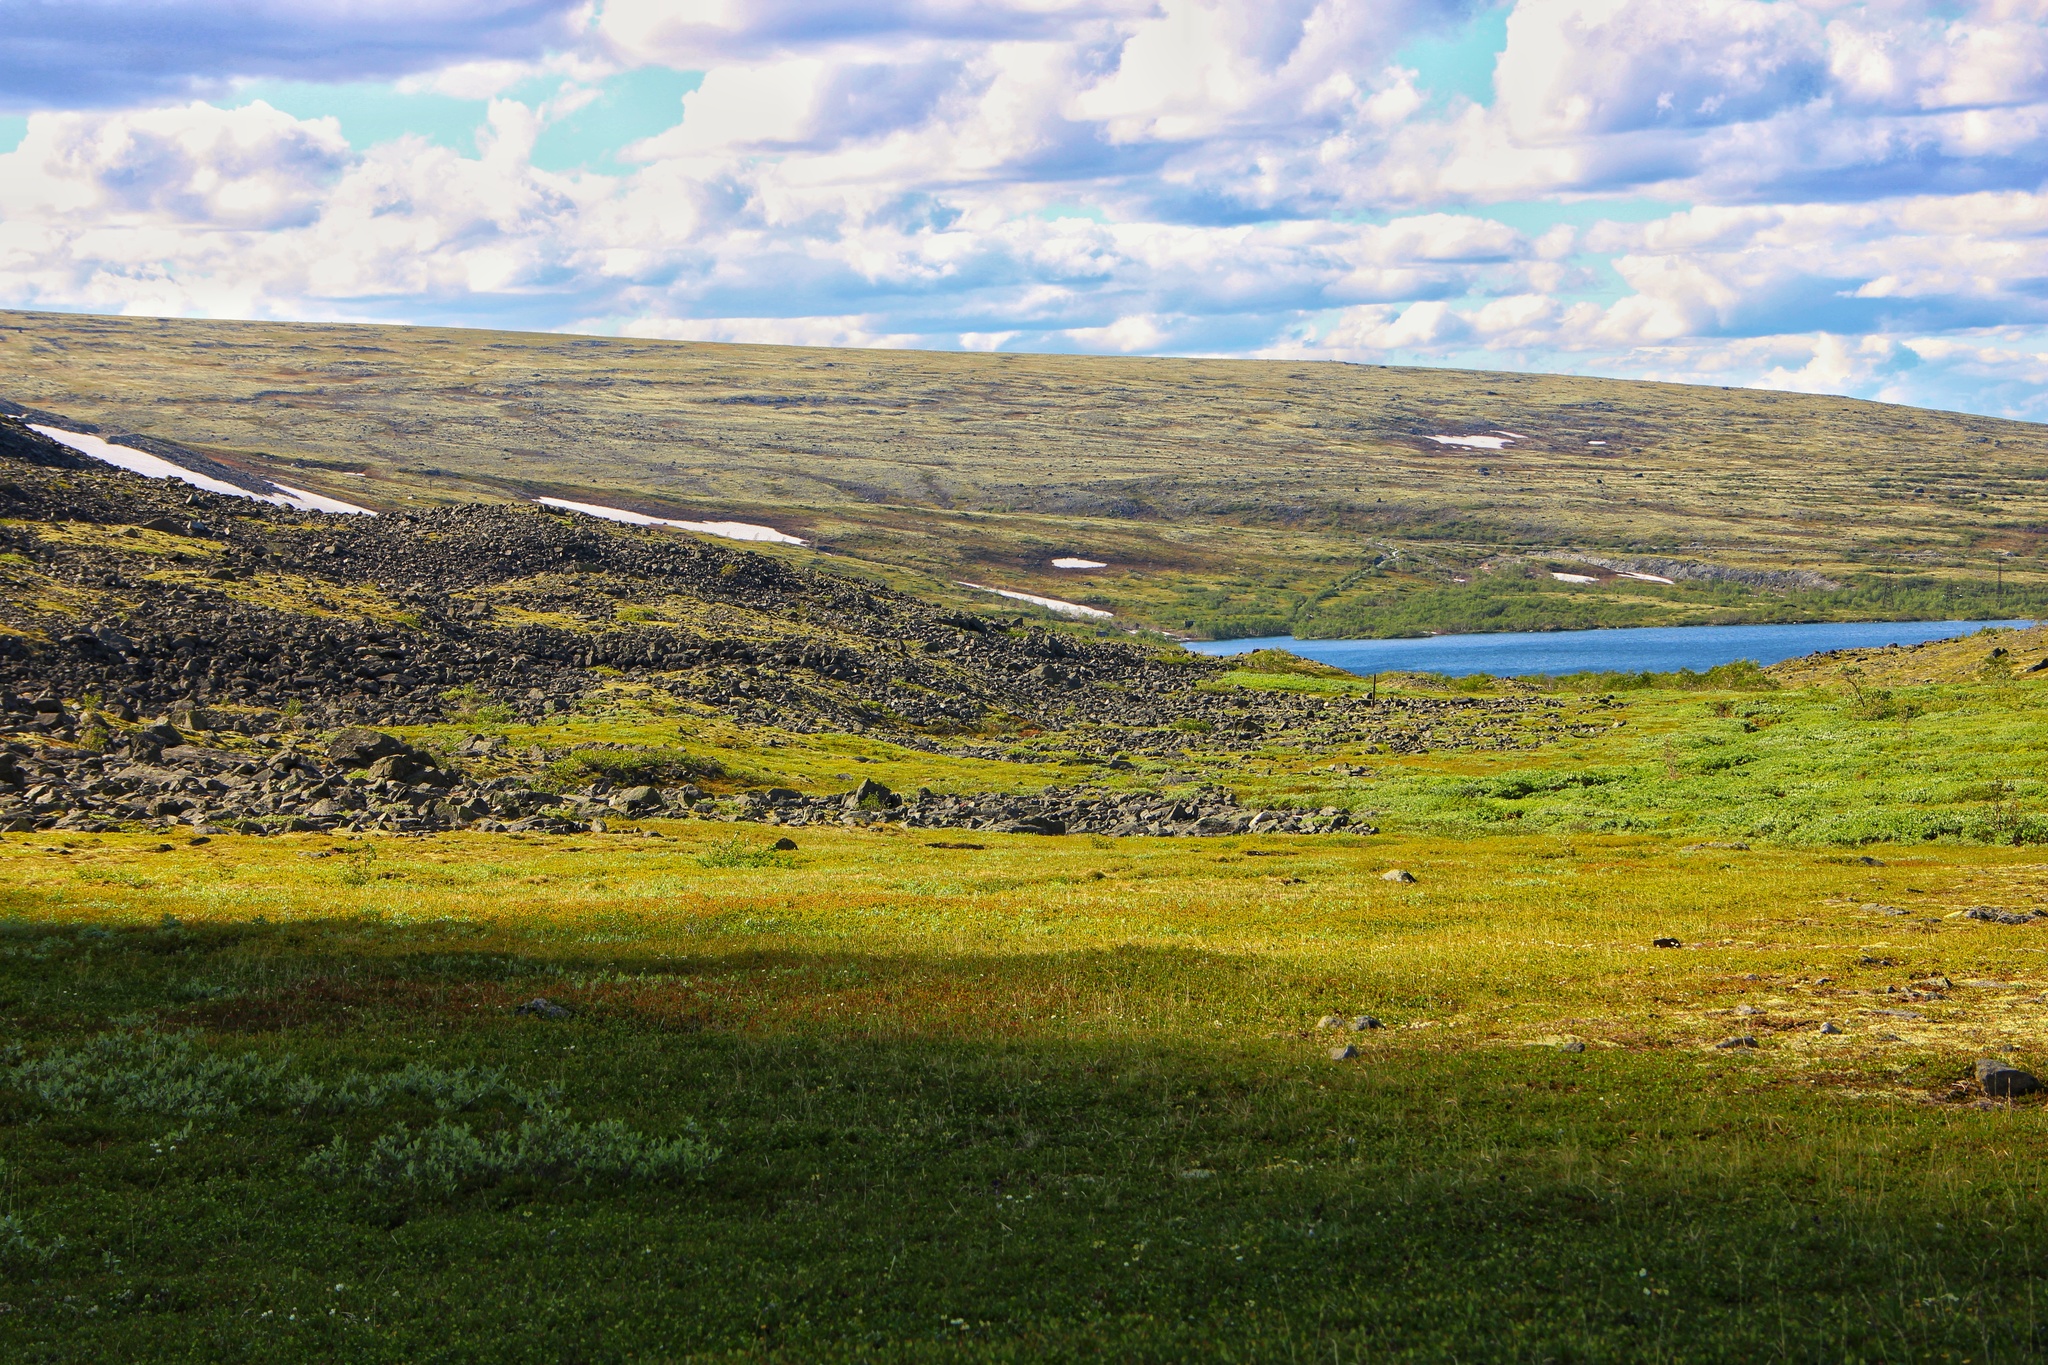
[3,817,2047,1361]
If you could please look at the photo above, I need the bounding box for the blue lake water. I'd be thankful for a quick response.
[1185,620,2036,678]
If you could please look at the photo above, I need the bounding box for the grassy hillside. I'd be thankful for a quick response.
[4,309,2045,638]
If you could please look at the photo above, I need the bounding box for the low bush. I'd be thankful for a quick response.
[304,1109,720,1194]
[694,836,791,869]
[0,1212,62,1266]
[7,1029,291,1119]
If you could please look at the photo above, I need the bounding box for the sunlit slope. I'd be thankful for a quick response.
[5,309,2044,637]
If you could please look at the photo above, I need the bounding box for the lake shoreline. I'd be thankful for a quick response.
[1186,618,2038,678]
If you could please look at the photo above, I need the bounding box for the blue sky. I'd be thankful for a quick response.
[0,0,2044,419]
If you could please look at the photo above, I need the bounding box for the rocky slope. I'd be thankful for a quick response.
[0,414,1566,835]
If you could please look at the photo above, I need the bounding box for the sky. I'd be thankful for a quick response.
[0,1,2045,420]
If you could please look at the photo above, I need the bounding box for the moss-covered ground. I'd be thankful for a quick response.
[5,631,2048,1360]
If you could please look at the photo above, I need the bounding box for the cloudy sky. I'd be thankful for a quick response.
[2,1,2044,418]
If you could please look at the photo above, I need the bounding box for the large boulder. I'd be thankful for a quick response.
[1976,1058,2042,1098]
[328,727,412,768]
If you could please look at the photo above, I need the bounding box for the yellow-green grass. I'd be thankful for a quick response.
[3,822,2046,1360]
[8,308,2047,638]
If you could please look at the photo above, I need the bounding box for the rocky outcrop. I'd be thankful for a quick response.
[0,735,1360,839]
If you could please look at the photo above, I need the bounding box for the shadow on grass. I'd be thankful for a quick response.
[1,916,2043,1362]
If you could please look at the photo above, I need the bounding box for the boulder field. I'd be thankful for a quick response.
[0,411,1562,836]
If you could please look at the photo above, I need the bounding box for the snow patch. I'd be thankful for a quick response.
[955,581,1112,619]
[1550,572,1600,584]
[1616,570,1675,584]
[30,424,376,515]
[534,497,806,545]
[1430,433,1512,450]
[1050,557,1107,569]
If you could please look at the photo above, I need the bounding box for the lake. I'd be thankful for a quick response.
[1184,619,2037,678]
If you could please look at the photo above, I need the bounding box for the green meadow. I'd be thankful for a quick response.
[4,629,2048,1360]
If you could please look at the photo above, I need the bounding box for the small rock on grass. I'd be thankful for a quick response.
[1559,1041,1586,1054]
[1380,869,1416,884]
[1329,1044,1359,1061]
[1819,1022,1844,1035]
[1652,937,1681,948]
[772,837,797,851]
[1976,1058,2043,1098]
[515,997,575,1020]
[1348,1015,1383,1031]
[1715,1036,1759,1049]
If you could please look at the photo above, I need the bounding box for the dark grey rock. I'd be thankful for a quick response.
[1652,936,1681,948]
[328,727,410,768]
[1964,906,2040,925]
[1380,869,1416,883]
[1976,1058,2042,1097]
[1715,1036,1759,1049]
[515,996,575,1020]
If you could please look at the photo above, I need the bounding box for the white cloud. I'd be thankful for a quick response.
[0,0,2046,423]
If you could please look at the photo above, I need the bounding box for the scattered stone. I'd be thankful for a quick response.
[1856,856,1885,866]
[1558,1040,1586,1054]
[1870,1008,1923,1020]
[1734,1004,1762,1016]
[1328,1044,1359,1061]
[1380,869,1416,883]
[1652,936,1681,948]
[771,836,797,851]
[514,997,575,1020]
[1317,1015,1348,1030]
[1348,1016,1383,1031]
[925,841,984,850]
[1819,1022,1843,1035]
[1715,1036,1759,1049]
[1975,1058,2042,1098]
[1861,904,1911,916]
[1963,906,2040,926]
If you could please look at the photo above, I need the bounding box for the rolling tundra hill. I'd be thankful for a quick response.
[4,309,2044,638]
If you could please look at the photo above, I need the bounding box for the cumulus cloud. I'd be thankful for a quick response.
[0,0,2045,422]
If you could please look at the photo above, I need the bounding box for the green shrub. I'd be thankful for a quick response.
[304,1109,719,1194]
[310,1062,541,1115]
[8,1029,291,1118]
[0,1212,61,1266]
[9,1031,544,1120]
[695,837,790,869]
[439,684,513,725]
